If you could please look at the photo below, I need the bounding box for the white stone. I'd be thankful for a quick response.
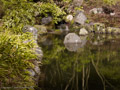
[66,15,73,22]
[110,12,115,16]
[79,28,88,35]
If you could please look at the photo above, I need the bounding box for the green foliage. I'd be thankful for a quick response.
[37,3,66,24]
[103,0,119,5]
[0,31,37,86]
[2,1,37,33]
[0,1,4,19]
[1,1,66,33]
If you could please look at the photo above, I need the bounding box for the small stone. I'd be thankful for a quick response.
[79,28,88,35]
[66,15,73,22]
[59,24,69,32]
[41,16,52,25]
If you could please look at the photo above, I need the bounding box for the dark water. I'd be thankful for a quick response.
[37,34,120,90]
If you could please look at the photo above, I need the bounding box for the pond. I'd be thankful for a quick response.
[37,33,120,90]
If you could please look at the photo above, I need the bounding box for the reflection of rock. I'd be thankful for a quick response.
[90,35,104,45]
[64,43,82,52]
[74,11,87,25]
[64,36,87,52]
[80,36,88,47]
[42,38,53,46]
[38,35,53,46]
[38,35,48,43]
[92,23,106,33]
[34,25,47,34]
[64,33,81,44]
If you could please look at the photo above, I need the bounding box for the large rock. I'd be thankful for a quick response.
[74,11,87,25]
[89,8,104,14]
[34,46,43,60]
[34,25,47,34]
[64,36,87,52]
[22,25,43,86]
[64,33,81,44]
[79,28,88,35]
[22,25,38,39]
[41,16,52,25]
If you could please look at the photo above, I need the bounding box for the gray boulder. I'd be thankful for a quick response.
[41,16,52,25]
[64,36,87,52]
[79,28,88,35]
[22,25,38,39]
[64,33,81,44]
[74,11,87,25]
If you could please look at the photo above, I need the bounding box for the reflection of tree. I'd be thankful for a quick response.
[90,43,120,90]
[39,35,91,90]
[39,34,120,90]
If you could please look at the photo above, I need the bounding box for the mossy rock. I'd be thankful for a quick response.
[107,27,120,34]
[92,23,106,33]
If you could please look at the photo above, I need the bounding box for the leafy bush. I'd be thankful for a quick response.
[0,1,4,19]
[0,31,37,86]
[103,0,119,5]
[2,1,66,33]
[36,3,66,24]
[2,1,37,33]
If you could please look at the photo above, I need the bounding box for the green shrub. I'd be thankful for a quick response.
[103,0,119,5]
[2,1,66,33]
[2,1,37,33]
[36,3,66,24]
[0,31,37,86]
[0,1,4,19]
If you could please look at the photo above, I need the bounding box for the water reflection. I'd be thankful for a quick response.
[38,34,120,90]
[64,36,87,52]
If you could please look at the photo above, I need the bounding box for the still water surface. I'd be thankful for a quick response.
[38,34,120,90]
